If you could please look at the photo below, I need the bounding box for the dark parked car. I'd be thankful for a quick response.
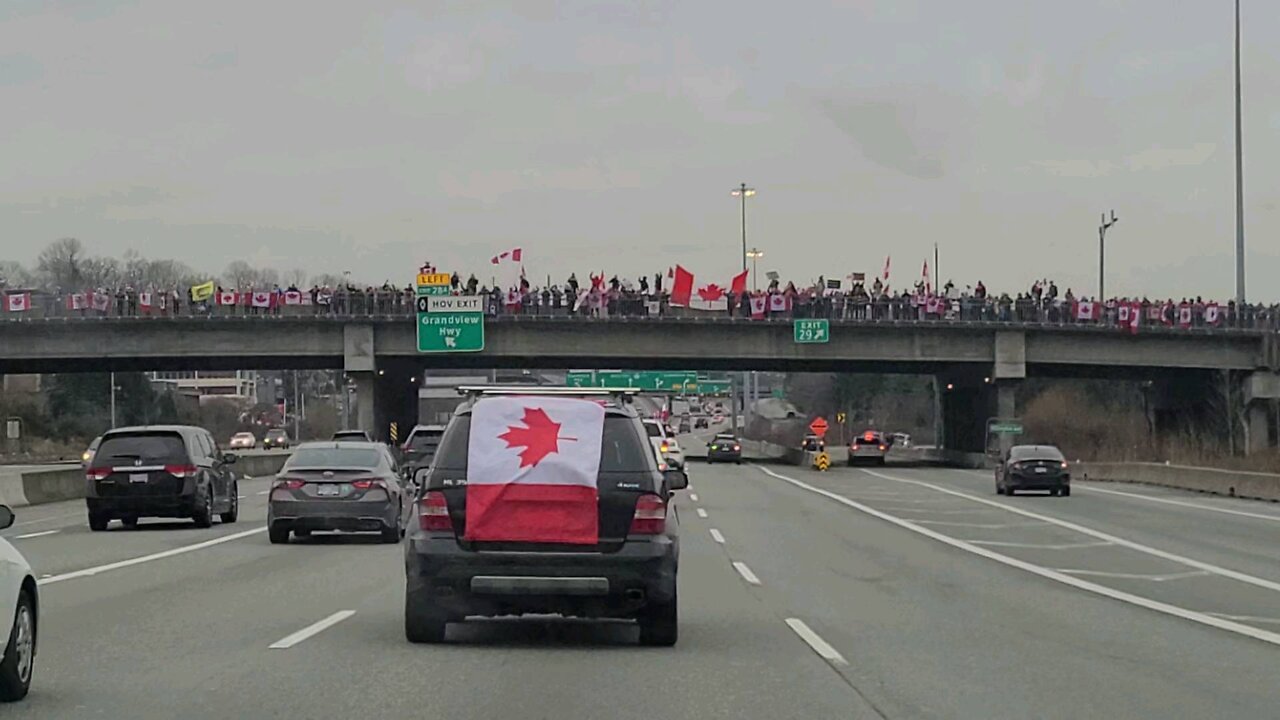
[400,424,446,472]
[268,442,405,543]
[997,444,1071,497]
[84,425,239,530]
[706,433,742,464]
[262,428,291,449]
[404,388,686,646]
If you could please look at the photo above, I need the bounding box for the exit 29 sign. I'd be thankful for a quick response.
[793,319,830,344]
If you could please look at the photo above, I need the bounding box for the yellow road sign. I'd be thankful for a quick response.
[389,421,399,444]
[813,452,830,471]
[417,273,451,287]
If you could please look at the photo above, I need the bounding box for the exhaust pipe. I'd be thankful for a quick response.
[625,589,645,602]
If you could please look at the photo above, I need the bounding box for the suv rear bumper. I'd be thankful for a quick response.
[405,535,678,618]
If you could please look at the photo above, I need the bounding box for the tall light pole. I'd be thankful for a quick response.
[109,372,116,428]
[1234,0,1246,305]
[746,248,764,291]
[1098,210,1119,299]
[730,183,755,272]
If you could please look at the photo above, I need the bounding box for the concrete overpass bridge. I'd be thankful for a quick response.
[3,315,1278,453]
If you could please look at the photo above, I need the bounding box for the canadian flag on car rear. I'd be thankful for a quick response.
[465,397,605,544]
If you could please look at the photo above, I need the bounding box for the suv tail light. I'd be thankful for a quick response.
[629,494,666,535]
[418,491,451,531]
[86,467,112,481]
[164,464,198,478]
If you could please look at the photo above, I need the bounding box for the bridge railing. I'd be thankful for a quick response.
[4,291,1277,334]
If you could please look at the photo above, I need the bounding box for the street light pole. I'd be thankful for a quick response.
[730,183,755,272]
[1234,0,1246,305]
[109,372,116,428]
[1098,210,1118,299]
[746,248,764,291]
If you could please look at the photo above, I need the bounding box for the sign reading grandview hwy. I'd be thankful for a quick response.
[417,274,484,353]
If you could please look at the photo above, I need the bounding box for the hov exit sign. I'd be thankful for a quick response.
[416,275,484,353]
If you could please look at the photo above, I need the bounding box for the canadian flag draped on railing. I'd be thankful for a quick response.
[217,291,238,306]
[1205,302,1221,326]
[5,292,30,312]
[283,290,303,306]
[139,292,153,312]
[464,396,606,544]
[669,265,749,311]
[749,295,767,319]
[91,293,110,312]
[1075,300,1096,321]
[66,293,87,311]
[251,291,273,308]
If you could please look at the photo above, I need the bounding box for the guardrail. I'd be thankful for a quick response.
[2,292,1275,335]
[1078,461,1280,502]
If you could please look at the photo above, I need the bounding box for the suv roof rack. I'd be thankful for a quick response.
[457,385,641,402]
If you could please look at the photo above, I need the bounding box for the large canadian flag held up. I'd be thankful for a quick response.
[465,396,605,544]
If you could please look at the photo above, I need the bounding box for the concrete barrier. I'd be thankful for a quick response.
[1078,462,1280,502]
[2,449,293,508]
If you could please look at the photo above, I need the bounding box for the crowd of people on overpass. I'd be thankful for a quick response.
[2,272,1275,333]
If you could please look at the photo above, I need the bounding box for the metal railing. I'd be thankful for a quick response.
[3,291,1277,334]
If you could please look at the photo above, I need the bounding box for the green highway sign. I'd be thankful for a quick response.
[563,370,708,392]
[416,275,484,353]
[793,319,830,344]
[989,421,1024,435]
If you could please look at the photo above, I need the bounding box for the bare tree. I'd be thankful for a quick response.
[79,256,121,289]
[36,237,86,288]
[224,260,256,288]
[0,260,35,289]
[284,267,308,289]
[312,273,345,288]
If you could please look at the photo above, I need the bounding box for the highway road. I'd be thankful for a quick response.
[6,463,1280,718]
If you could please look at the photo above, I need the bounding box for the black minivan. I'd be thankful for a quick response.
[404,388,687,646]
[84,425,239,530]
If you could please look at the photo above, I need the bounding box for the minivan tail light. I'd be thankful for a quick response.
[630,494,666,535]
[419,491,451,531]
[86,467,112,481]
[164,464,198,478]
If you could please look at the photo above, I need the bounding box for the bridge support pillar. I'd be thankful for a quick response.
[1243,371,1280,454]
[351,372,376,437]
[344,324,377,436]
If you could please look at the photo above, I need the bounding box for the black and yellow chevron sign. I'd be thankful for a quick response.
[813,452,830,471]
[389,422,399,444]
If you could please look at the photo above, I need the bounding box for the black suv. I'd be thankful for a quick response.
[404,388,686,646]
[84,425,239,530]
[400,424,446,473]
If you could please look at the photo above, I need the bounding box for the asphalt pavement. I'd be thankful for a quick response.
[6,463,1280,718]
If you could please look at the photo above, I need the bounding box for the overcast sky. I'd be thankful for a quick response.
[2,0,1278,299]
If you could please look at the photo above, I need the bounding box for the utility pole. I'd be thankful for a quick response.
[731,183,756,272]
[1098,210,1118,299]
[1234,0,1246,305]
[109,372,116,428]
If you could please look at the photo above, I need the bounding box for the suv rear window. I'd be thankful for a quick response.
[408,431,443,451]
[95,433,188,465]
[434,415,655,473]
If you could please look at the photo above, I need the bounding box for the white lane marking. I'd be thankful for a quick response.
[1204,613,1280,626]
[237,495,246,499]
[40,527,267,585]
[732,561,761,585]
[1077,484,1280,522]
[696,508,709,518]
[8,512,85,529]
[1054,569,1211,582]
[785,618,848,666]
[709,528,725,544]
[914,520,1045,529]
[689,493,699,502]
[13,529,60,540]
[257,490,270,495]
[967,540,1113,550]
[877,507,1000,515]
[760,467,1280,648]
[269,610,356,649]
[864,469,1280,596]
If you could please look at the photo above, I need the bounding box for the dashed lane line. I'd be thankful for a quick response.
[732,561,761,585]
[760,467,1280,649]
[269,610,356,649]
[696,508,708,518]
[785,618,848,666]
[709,528,725,544]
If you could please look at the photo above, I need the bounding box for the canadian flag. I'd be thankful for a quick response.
[66,293,87,310]
[1178,303,1192,328]
[769,293,790,313]
[749,295,767,319]
[139,292,153,311]
[284,291,303,305]
[691,284,728,311]
[506,289,522,307]
[251,291,272,308]
[490,247,523,265]
[1075,300,1096,321]
[92,293,110,312]
[730,269,748,296]
[217,291,238,306]
[669,265,694,307]
[1205,302,1221,325]
[1118,304,1131,327]
[464,396,606,544]
[5,292,31,312]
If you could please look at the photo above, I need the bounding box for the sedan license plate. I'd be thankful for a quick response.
[317,484,341,497]
[129,473,149,484]
[1034,467,1047,474]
